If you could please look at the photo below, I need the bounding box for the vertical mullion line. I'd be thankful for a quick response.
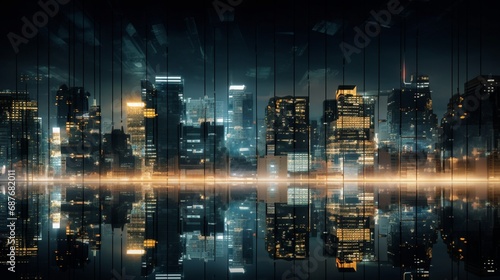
[273,0,277,160]
[111,11,115,132]
[323,0,327,186]
[341,0,345,187]
[323,1,328,276]
[361,0,366,275]
[212,24,217,259]
[81,0,86,267]
[202,3,208,275]
[121,15,124,129]
[305,1,312,275]
[414,0,419,263]
[399,9,404,182]
[110,6,115,277]
[91,1,98,277]
[165,11,170,181]
[119,11,124,274]
[272,0,276,273]
[36,36,39,180]
[449,0,454,277]
[465,0,469,181]
[376,12,381,280]
[225,13,230,280]
[292,0,297,264]
[398,7,404,275]
[46,15,51,280]
[464,2,470,279]
[254,3,258,275]
[35,28,40,277]
[98,10,103,279]
[415,3,418,181]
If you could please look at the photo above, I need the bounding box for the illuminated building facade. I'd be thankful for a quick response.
[179,122,226,174]
[184,96,224,127]
[266,203,309,259]
[326,86,375,177]
[388,75,437,153]
[155,76,184,174]
[126,102,145,171]
[327,187,374,265]
[0,90,41,175]
[265,96,309,175]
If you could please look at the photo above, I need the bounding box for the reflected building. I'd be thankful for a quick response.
[388,208,437,279]
[143,187,183,278]
[326,186,375,268]
[266,203,309,259]
[127,202,146,255]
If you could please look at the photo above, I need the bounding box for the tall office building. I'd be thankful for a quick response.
[184,96,224,127]
[326,86,375,177]
[126,101,146,158]
[55,85,90,136]
[227,85,255,175]
[387,75,437,152]
[439,75,500,175]
[265,96,309,156]
[179,122,226,174]
[141,76,184,174]
[228,85,253,153]
[141,80,157,169]
[55,85,101,175]
[156,76,184,174]
[0,90,41,175]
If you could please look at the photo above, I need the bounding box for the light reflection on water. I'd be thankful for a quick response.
[0,182,498,279]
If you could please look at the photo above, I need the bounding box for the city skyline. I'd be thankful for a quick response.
[1,1,500,279]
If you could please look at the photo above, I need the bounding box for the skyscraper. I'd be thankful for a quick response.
[184,96,224,127]
[265,96,309,156]
[126,101,145,159]
[228,85,253,154]
[326,86,375,177]
[141,76,184,174]
[55,85,101,175]
[388,75,437,153]
[141,80,157,169]
[228,85,255,175]
[0,90,41,175]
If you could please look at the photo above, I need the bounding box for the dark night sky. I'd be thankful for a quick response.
[1,0,499,130]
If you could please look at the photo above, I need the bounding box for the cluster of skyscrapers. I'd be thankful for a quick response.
[1,73,500,179]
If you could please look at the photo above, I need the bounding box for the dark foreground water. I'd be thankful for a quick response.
[0,181,499,280]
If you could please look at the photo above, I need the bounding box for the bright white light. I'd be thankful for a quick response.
[229,268,245,273]
[229,85,246,91]
[127,249,145,255]
[127,102,145,108]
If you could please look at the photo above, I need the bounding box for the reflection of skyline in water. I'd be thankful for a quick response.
[0,182,499,279]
